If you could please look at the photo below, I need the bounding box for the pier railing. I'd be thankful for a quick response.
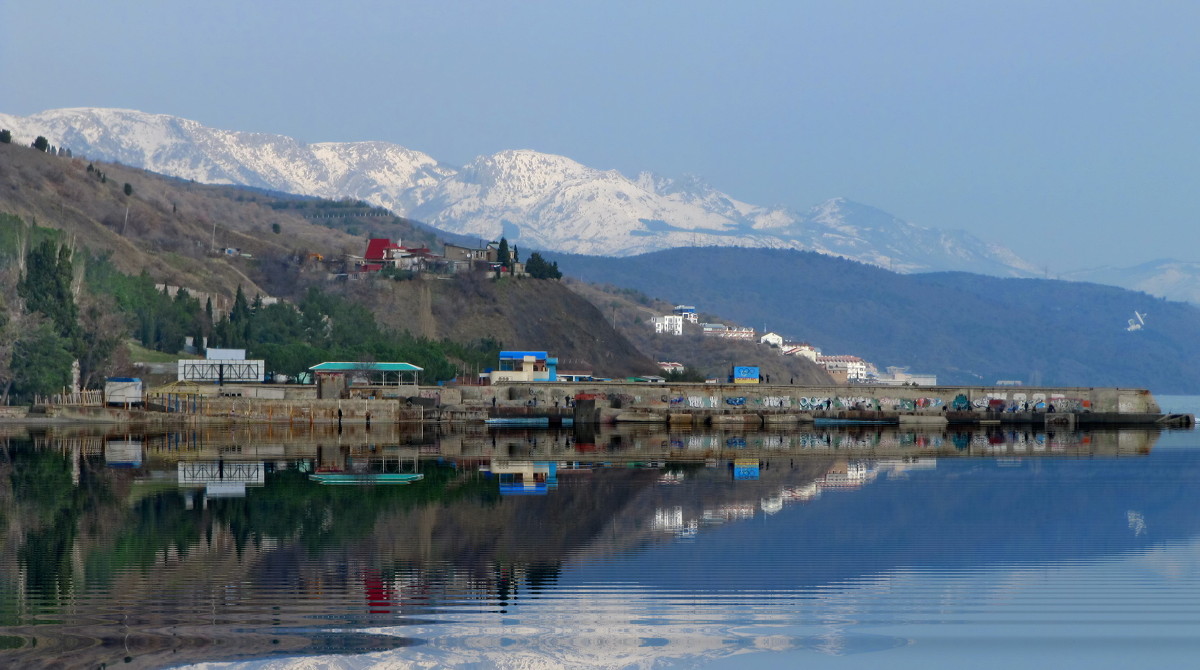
[35,389,104,407]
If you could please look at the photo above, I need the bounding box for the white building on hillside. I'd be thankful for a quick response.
[873,366,938,386]
[701,323,756,340]
[760,332,784,348]
[782,343,820,362]
[673,305,699,323]
[816,355,869,382]
[651,315,684,336]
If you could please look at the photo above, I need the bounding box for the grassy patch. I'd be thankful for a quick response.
[127,340,202,363]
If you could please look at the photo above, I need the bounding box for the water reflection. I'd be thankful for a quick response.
[0,423,1196,668]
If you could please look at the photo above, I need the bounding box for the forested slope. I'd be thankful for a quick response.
[552,247,1200,392]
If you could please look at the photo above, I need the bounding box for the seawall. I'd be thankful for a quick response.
[473,382,1191,427]
[15,381,1189,427]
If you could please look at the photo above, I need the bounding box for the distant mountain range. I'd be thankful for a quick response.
[0,107,1035,276]
[6,106,1197,302]
[1062,260,1200,305]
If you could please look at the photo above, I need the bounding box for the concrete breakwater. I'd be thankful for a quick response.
[476,382,1193,428]
[22,381,1187,428]
[126,381,1195,427]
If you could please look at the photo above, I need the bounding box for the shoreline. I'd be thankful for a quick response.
[1,382,1193,429]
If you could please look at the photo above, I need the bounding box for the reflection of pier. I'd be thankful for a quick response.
[9,424,1166,479]
[177,460,266,498]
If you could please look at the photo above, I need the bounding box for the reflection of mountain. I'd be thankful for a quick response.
[567,453,1200,592]
[0,429,1190,669]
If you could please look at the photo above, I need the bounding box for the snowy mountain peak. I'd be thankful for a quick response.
[0,106,1038,276]
[456,149,598,191]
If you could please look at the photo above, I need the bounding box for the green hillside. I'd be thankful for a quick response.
[0,141,659,399]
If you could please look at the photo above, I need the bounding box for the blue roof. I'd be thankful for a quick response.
[499,351,549,360]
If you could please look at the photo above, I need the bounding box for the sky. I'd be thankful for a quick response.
[4,1,1199,271]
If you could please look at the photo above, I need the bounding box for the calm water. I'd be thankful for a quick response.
[3,398,1200,669]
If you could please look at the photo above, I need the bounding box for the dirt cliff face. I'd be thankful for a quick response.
[341,274,659,378]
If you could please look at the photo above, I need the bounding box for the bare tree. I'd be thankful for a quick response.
[77,291,130,389]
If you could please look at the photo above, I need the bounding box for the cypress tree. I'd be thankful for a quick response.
[18,241,83,357]
[497,238,511,267]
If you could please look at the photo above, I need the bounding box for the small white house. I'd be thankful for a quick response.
[760,332,784,348]
[782,343,821,362]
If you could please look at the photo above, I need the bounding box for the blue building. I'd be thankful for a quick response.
[489,351,558,382]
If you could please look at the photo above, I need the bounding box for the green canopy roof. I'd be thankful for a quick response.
[309,362,424,372]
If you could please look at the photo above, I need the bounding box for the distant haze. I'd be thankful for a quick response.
[5,1,1199,270]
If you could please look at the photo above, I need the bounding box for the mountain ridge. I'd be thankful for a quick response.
[1,107,1037,276]
[548,246,1200,393]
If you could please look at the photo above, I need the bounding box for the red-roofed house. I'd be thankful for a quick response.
[357,239,435,273]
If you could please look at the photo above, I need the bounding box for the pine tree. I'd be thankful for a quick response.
[497,238,511,267]
[231,285,249,322]
[11,323,74,398]
[32,136,49,152]
[17,241,84,361]
[525,252,563,279]
[0,129,11,144]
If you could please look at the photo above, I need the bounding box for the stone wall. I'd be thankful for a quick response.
[133,381,1160,422]
[157,397,427,423]
[487,382,1160,414]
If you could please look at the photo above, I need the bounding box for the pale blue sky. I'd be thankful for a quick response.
[5,1,1199,270]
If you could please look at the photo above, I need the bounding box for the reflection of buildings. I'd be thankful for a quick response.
[819,460,874,489]
[649,458,941,542]
[653,506,699,537]
[177,460,265,499]
[105,439,142,467]
[875,458,938,476]
[782,482,820,502]
[703,504,756,523]
[481,461,558,495]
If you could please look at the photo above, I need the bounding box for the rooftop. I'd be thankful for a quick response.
[308,362,424,373]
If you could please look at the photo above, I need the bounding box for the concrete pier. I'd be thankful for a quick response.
[115,380,1193,428]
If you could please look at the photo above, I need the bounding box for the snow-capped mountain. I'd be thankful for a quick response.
[1063,259,1200,305]
[0,108,455,204]
[0,107,1036,275]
